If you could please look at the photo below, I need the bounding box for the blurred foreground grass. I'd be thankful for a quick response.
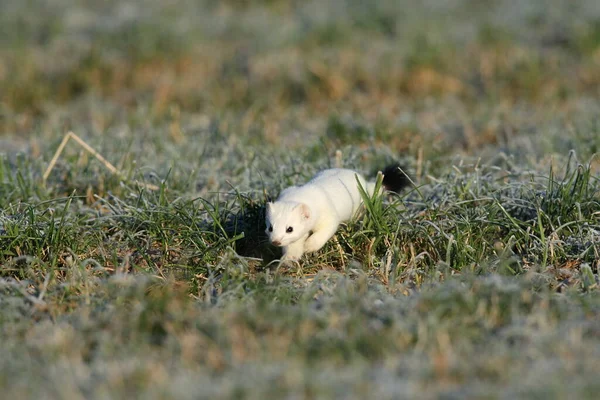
[1,0,600,398]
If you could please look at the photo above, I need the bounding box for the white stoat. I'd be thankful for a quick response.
[265,164,409,260]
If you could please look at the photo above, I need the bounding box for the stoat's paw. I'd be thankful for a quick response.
[303,240,323,253]
[282,249,303,261]
[303,230,334,253]
[280,235,309,262]
[282,253,302,262]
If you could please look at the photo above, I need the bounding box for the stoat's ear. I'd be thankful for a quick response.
[266,202,273,211]
[296,203,311,219]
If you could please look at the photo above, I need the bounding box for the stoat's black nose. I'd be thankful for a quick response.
[271,239,282,246]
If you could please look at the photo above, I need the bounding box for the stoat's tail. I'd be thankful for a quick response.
[381,163,411,193]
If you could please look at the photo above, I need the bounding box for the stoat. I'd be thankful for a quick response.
[265,164,409,260]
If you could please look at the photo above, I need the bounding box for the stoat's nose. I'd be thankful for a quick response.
[271,239,282,246]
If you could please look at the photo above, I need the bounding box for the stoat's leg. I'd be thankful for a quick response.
[282,234,309,261]
[303,220,340,253]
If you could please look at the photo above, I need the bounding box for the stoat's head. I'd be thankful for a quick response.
[265,201,311,247]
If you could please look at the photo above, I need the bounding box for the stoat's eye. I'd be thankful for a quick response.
[268,224,273,232]
[286,226,293,233]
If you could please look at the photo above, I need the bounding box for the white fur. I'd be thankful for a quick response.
[266,168,378,260]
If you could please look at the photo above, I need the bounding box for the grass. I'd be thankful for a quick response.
[1,0,600,398]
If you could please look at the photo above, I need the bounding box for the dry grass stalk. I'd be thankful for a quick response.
[43,131,159,191]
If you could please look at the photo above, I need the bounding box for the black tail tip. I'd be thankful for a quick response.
[381,163,411,193]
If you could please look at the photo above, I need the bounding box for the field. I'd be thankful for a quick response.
[1,0,600,398]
